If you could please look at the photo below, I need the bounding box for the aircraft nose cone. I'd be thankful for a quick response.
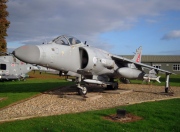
[13,45,41,64]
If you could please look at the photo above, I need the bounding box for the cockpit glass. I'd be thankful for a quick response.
[53,36,69,45]
[66,36,81,45]
[52,35,81,45]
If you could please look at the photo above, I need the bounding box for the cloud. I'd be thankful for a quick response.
[6,0,180,48]
[162,30,180,40]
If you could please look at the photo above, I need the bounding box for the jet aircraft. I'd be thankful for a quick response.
[13,35,172,95]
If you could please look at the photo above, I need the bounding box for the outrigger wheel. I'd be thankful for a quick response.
[165,87,169,93]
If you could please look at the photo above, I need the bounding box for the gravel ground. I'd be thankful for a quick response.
[0,84,179,122]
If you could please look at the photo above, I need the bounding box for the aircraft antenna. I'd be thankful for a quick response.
[43,38,48,44]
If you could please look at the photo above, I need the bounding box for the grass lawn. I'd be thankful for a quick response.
[0,98,179,132]
[0,72,74,109]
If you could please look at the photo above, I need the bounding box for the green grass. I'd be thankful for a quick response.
[0,98,179,132]
[0,75,74,108]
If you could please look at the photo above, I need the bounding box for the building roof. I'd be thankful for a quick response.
[120,55,180,63]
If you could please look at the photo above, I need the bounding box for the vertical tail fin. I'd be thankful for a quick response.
[132,46,142,63]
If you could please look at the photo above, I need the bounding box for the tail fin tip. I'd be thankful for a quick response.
[132,46,142,63]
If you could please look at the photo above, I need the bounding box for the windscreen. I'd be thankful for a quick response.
[52,35,82,45]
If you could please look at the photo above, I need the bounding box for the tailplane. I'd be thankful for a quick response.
[132,46,142,63]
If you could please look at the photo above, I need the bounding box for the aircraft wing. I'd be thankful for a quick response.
[111,54,173,74]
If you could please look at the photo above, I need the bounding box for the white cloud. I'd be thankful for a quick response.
[162,30,180,40]
[6,0,180,48]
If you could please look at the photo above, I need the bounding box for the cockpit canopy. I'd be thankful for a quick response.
[52,35,82,46]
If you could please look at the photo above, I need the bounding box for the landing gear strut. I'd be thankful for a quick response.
[120,78,130,84]
[165,73,170,93]
[76,75,87,95]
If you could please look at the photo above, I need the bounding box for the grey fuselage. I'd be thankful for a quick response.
[13,35,174,95]
[13,35,144,81]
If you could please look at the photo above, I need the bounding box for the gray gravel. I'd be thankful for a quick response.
[0,84,179,122]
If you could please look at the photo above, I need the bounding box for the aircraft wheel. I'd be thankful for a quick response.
[78,86,87,95]
[112,83,118,90]
[113,83,118,90]
[165,87,169,93]
[106,85,112,89]
[106,83,118,90]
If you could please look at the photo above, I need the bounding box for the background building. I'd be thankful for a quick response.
[121,55,180,74]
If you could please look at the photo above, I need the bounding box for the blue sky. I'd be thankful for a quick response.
[100,11,180,55]
[6,0,180,55]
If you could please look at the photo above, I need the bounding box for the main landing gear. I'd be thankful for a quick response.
[76,73,172,95]
[106,82,118,90]
[76,81,119,96]
[165,73,170,93]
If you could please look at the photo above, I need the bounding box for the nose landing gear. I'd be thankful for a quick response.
[77,84,87,95]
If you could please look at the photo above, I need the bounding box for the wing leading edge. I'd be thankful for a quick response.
[111,54,174,75]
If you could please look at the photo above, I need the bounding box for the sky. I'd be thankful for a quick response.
[6,0,180,55]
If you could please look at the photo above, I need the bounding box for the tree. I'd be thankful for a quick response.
[0,0,10,53]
